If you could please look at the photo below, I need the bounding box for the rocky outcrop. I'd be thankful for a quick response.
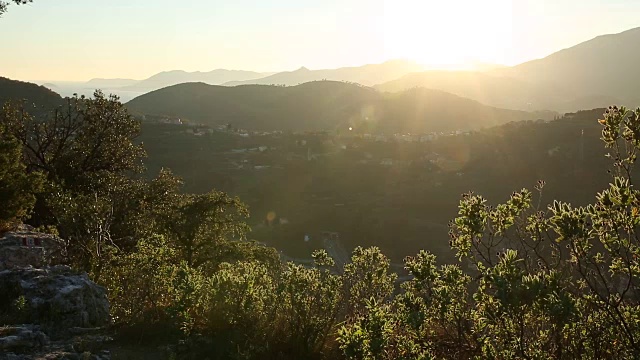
[0,227,65,270]
[0,325,48,353]
[0,266,110,333]
[0,228,112,360]
[0,324,112,360]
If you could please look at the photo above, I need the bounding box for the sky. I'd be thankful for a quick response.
[1,0,639,82]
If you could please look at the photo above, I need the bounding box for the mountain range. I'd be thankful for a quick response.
[119,69,268,92]
[222,60,424,87]
[29,26,640,115]
[376,27,640,112]
[493,27,640,104]
[40,60,423,101]
[3,25,640,132]
[39,69,272,102]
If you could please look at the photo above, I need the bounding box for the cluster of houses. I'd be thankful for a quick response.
[149,115,473,144]
[147,116,473,173]
[361,130,472,143]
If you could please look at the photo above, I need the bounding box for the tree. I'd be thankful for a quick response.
[445,106,640,358]
[0,0,33,17]
[1,91,145,188]
[161,190,251,270]
[48,169,184,273]
[0,122,42,231]
[1,91,146,230]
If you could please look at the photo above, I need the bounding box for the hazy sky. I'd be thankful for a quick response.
[1,0,639,81]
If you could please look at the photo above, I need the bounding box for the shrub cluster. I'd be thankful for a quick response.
[3,93,640,359]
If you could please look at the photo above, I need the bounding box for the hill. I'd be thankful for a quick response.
[375,71,566,111]
[0,77,64,109]
[493,27,640,105]
[126,81,548,133]
[223,60,424,87]
[376,27,640,112]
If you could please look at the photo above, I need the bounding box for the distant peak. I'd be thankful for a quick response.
[295,66,310,72]
[383,59,411,65]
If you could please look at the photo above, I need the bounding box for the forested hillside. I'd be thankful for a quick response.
[0,77,63,109]
[138,108,616,262]
[126,81,549,132]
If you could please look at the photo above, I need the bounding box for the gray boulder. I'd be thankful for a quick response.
[0,229,112,359]
[0,325,112,360]
[0,230,66,270]
[0,266,110,336]
[0,325,48,353]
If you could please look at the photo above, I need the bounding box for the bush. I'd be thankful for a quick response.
[336,107,640,359]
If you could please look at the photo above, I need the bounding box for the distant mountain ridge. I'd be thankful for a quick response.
[125,81,551,133]
[223,60,424,87]
[376,27,640,112]
[492,26,640,106]
[86,78,138,88]
[12,26,640,116]
[122,69,269,92]
[37,69,272,103]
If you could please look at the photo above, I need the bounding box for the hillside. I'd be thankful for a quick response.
[126,81,547,133]
[493,26,640,105]
[375,27,640,112]
[137,107,614,262]
[0,77,64,109]
[223,60,424,87]
[375,71,567,111]
[375,88,548,133]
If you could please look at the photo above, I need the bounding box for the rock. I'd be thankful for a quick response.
[1,353,23,360]
[0,246,45,270]
[0,326,113,360]
[0,229,111,360]
[68,327,106,336]
[0,325,48,352]
[0,231,65,270]
[0,266,110,337]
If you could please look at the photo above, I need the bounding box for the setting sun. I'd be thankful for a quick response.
[382,0,513,69]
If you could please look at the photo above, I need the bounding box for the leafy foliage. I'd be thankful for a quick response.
[159,190,251,270]
[0,123,42,231]
[2,91,145,187]
[1,91,156,269]
[4,81,640,359]
[0,0,32,17]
